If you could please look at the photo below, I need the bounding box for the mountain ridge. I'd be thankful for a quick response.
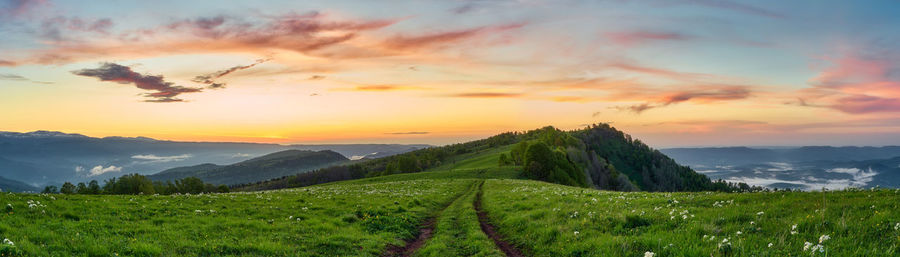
[148,149,350,185]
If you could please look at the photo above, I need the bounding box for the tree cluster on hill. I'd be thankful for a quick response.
[43,174,228,195]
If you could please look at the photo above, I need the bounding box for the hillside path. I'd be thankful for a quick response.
[381,181,478,257]
[475,181,526,257]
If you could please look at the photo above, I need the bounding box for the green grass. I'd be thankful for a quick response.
[481,179,900,257]
[0,180,472,256]
[4,162,900,256]
[415,181,503,257]
[428,144,514,171]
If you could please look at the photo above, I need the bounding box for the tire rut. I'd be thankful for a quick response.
[381,182,478,257]
[475,181,526,257]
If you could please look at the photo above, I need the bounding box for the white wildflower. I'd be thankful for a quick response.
[644,251,655,257]
[803,242,813,251]
[574,231,580,236]
[819,235,830,243]
[757,211,764,215]
[811,244,824,253]
[735,231,742,235]
[768,243,773,248]
[3,238,13,246]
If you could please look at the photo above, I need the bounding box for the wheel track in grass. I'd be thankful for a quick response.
[381,181,478,257]
[475,181,526,257]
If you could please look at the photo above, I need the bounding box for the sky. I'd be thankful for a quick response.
[1,0,899,147]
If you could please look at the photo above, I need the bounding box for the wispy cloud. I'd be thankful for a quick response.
[604,31,691,46]
[132,154,192,163]
[609,61,717,81]
[613,85,752,113]
[72,62,202,102]
[20,12,399,65]
[383,23,525,51]
[0,73,27,81]
[0,73,53,84]
[0,0,48,19]
[39,16,113,41]
[192,58,270,89]
[448,92,524,98]
[681,0,786,19]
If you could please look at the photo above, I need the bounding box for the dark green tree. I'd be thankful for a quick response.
[87,180,101,194]
[498,153,511,167]
[510,141,529,165]
[42,185,59,194]
[75,182,88,194]
[60,182,76,194]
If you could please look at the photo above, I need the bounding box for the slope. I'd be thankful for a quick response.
[149,150,349,185]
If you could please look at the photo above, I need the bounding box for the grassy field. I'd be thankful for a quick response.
[427,144,514,172]
[3,154,900,256]
[0,179,473,256]
[481,179,900,257]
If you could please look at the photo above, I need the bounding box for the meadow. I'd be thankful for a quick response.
[2,144,899,256]
[0,179,472,256]
[481,179,900,256]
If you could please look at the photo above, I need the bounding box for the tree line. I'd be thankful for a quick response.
[42,173,229,195]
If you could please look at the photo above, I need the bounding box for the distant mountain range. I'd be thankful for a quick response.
[148,150,349,185]
[0,176,38,192]
[661,146,900,190]
[0,131,428,187]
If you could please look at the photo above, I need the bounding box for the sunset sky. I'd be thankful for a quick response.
[1,0,899,147]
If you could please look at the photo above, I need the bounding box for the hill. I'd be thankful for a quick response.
[0,130,427,186]
[241,123,741,192]
[148,150,349,185]
[0,176,38,192]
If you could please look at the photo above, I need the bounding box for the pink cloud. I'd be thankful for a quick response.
[608,61,717,81]
[383,23,525,50]
[21,12,400,65]
[0,0,48,18]
[798,53,900,114]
